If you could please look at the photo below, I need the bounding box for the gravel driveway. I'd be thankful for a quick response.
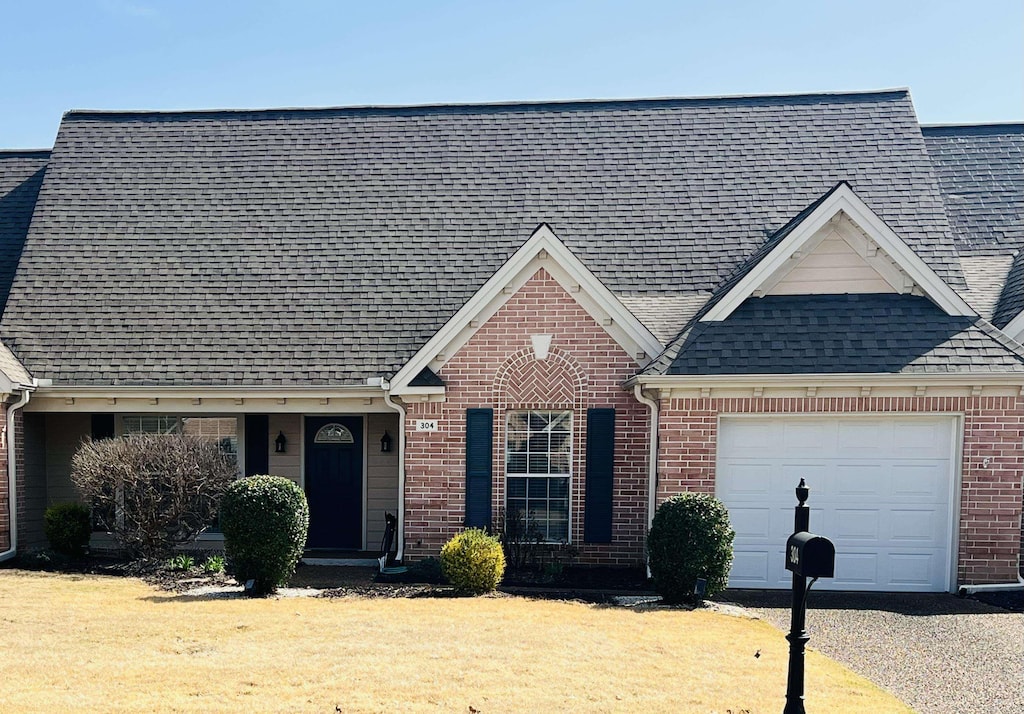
[726,590,1024,714]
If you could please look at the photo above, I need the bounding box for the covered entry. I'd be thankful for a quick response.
[717,415,956,592]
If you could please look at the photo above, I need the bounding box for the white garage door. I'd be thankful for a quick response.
[717,416,956,592]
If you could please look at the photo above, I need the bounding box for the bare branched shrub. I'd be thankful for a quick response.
[71,433,237,559]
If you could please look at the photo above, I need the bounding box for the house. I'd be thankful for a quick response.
[0,90,1021,593]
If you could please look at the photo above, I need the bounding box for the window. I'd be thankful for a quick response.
[505,410,571,542]
[123,415,239,457]
[119,415,240,534]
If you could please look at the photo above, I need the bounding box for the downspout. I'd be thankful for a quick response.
[381,381,407,562]
[0,382,35,563]
[958,556,1024,595]
[632,384,659,576]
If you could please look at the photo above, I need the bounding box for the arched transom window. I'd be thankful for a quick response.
[314,423,355,444]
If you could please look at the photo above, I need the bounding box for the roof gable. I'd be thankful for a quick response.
[700,183,974,322]
[387,224,662,394]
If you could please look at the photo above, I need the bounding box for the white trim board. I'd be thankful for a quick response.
[388,224,663,394]
[701,183,975,322]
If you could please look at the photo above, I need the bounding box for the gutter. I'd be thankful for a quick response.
[0,381,36,563]
[632,384,659,576]
[380,380,407,562]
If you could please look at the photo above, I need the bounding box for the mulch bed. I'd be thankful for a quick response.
[968,589,1024,613]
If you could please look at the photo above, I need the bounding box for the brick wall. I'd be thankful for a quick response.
[0,400,8,551]
[403,268,650,566]
[658,396,1024,585]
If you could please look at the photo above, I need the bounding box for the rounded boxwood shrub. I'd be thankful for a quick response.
[219,475,309,596]
[440,528,506,595]
[43,502,92,557]
[647,492,735,604]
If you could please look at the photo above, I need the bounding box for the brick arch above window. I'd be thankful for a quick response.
[493,347,587,410]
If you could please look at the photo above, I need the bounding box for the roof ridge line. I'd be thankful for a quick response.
[61,88,913,120]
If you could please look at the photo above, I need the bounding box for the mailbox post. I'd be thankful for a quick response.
[783,479,835,714]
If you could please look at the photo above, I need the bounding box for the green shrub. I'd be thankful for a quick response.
[43,503,92,557]
[219,475,309,596]
[647,492,735,604]
[440,528,506,595]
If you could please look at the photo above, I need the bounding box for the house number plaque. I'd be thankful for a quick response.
[415,419,439,432]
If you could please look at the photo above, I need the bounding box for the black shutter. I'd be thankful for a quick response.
[584,408,615,543]
[465,408,494,529]
[90,414,115,440]
[244,414,269,477]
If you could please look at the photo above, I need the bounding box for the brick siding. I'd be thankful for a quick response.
[0,401,7,551]
[658,396,1024,585]
[403,268,651,566]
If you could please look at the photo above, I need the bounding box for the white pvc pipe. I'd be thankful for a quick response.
[958,559,1024,595]
[0,385,33,563]
[381,382,407,562]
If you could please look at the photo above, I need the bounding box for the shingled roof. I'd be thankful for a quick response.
[648,294,1024,376]
[923,123,1024,256]
[0,90,966,386]
[0,150,48,317]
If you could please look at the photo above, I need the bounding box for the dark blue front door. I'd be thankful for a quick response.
[304,416,363,549]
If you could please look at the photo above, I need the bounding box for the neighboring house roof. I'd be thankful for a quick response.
[923,123,1024,256]
[0,90,965,386]
[0,339,31,387]
[0,150,48,317]
[650,294,1024,376]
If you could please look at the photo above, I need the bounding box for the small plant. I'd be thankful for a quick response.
[166,554,196,572]
[203,555,226,574]
[647,492,735,604]
[219,475,309,596]
[43,502,92,557]
[440,528,506,595]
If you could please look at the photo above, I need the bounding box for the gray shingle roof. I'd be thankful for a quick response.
[923,124,1024,256]
[0,150,48,316]
[652,294,1024,376]
[1,91,965,386]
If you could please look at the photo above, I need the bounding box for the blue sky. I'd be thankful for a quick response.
[2,0,1021,148]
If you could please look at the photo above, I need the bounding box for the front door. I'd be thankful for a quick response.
[304,416,363,549]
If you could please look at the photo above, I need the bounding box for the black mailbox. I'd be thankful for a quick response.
[785,531,835,578]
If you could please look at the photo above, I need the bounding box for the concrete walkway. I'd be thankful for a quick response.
[726,590,1024,714]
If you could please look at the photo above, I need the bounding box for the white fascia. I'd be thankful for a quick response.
[33,385,387,400]
[388,223,663,395]
[630,372,1024,390]
[701,184,975,322]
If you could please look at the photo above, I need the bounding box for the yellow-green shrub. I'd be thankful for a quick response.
[440,528,506,595]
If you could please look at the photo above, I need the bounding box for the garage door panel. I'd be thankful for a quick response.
[890,509,946,542]
[833,552,879,586]
[891,463,948,499]
[888,552,942,587]
[717,416,954,592]
[730,507,772,539]
[837,420,890,453]
[729,550,772,586]
[834,508,881,540]
[834,463,884,496]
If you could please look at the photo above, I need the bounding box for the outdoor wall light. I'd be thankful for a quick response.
[380,430,393,453]
[275,431,287,453]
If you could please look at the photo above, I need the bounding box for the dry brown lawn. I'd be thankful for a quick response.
[0,570,912,713]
